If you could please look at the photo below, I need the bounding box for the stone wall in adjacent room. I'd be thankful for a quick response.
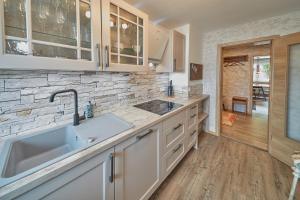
[202,11,300,133]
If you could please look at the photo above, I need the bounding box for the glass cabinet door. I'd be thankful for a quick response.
[107,1,147,68]
[3,0,94,62]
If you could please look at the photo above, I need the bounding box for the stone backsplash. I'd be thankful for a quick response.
[0,70,169,138]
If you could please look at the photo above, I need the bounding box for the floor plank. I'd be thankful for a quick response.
[222,110,268,150]
[150,133,299,200]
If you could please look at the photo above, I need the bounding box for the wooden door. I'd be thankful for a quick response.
[270,32,300,166]
[114,124,162,200]
[173,30,185,72]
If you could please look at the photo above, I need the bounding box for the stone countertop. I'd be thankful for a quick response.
[0,95,209,199]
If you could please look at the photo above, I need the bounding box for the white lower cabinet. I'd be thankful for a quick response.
[15,148,115,200]
[114,124,162,200]
[161,138,185,179]
[12,107,204,200]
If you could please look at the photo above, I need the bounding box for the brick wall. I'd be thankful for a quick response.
[0,70,169,138]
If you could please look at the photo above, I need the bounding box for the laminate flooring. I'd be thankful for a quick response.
[150,133,298,200]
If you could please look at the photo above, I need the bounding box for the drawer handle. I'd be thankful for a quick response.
[190,114,197,119]
[109,153,114,183]
[173,123,182,131]
[136,129,153,140]
[173,144,183,153]
[190,130,197,136]
[105,45,110,68]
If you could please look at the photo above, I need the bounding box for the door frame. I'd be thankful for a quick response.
[216,35,280,151]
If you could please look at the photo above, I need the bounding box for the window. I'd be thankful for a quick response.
[3,0,92,61]
[253,56,270,83]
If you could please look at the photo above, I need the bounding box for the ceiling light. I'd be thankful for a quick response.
[121,23,128,30]
[110,21,114,27]
[253,40,271,46]
[85,10,91,19]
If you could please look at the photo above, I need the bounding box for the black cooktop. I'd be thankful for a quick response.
[134,100,183,115]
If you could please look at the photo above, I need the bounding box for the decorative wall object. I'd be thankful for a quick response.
[190,63,203,80]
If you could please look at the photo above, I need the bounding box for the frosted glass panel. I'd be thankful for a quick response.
[31,0,77,46]
[287,44,300,141]
[4,0,27,38]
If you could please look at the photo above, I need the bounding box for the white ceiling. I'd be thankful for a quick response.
[125,0,300,33]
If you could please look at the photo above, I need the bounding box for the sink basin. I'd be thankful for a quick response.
[74,113,134,143]
[0,125,86,186]
[0,113,133,187]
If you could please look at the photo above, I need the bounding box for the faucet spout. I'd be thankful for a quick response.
[49,89,82,126]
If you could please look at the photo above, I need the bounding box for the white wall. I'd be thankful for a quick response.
[190,25,203,64]
[202,11,300,134]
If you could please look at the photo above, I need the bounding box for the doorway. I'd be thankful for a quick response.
[220,42,271,150]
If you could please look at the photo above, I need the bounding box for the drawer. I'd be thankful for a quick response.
[162,139,185,178]
[188,105,198,128]
[162,111,186,153]
[164,110,186,130]
[187,125,198,150]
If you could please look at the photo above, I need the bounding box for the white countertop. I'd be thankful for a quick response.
[0,95,209,199]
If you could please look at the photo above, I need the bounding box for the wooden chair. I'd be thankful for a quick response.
[232,96,248,116]
[289,151,300,200]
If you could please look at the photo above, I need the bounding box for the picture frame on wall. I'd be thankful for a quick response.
[190,63,203,80]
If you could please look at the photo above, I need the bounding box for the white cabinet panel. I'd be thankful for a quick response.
[114,124,161,200]
[15,148,114,200]
[162,111,186,154]
[161,138,185,179]
[102,0,149,72]
[0,0,102,71]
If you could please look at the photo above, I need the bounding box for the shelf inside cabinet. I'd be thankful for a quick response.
[198,112,208,124]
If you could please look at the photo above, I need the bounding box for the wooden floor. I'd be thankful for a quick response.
[221,110,268,150]
[150,133,299,200]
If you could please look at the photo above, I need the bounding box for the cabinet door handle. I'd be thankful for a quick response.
[173,144,183,153]
[190,130,197,136]
[173,58,176,69]
[173,123,182,131]
[136,129,153,140]
[96,43,101,68]
[109,153,114,183]
[105,45,110,68]
[190,114,197,119]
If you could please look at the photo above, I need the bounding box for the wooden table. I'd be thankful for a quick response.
[232,96,248,116]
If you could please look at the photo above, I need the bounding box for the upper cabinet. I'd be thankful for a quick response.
[101,0,149,72]
[172,30,185,72]
[0,0,102,71]
[0,0,149,72]
[156,29,186,73]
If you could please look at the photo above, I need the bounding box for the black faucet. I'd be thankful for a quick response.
[49,89,84,126]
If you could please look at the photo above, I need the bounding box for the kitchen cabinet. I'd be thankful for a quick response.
[161,138,185,179]
[0,0,149,72]
[0,0,102,71]
[148,22,169,66]
[155,29,186,73]
[185,104,199,151]
[102,0,149,72]
[114,124,161,200]
[172,30,186,72]
[15,148,114,200]
[162,110,186,154]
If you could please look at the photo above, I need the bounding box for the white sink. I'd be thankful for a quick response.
[0,113,133,187]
